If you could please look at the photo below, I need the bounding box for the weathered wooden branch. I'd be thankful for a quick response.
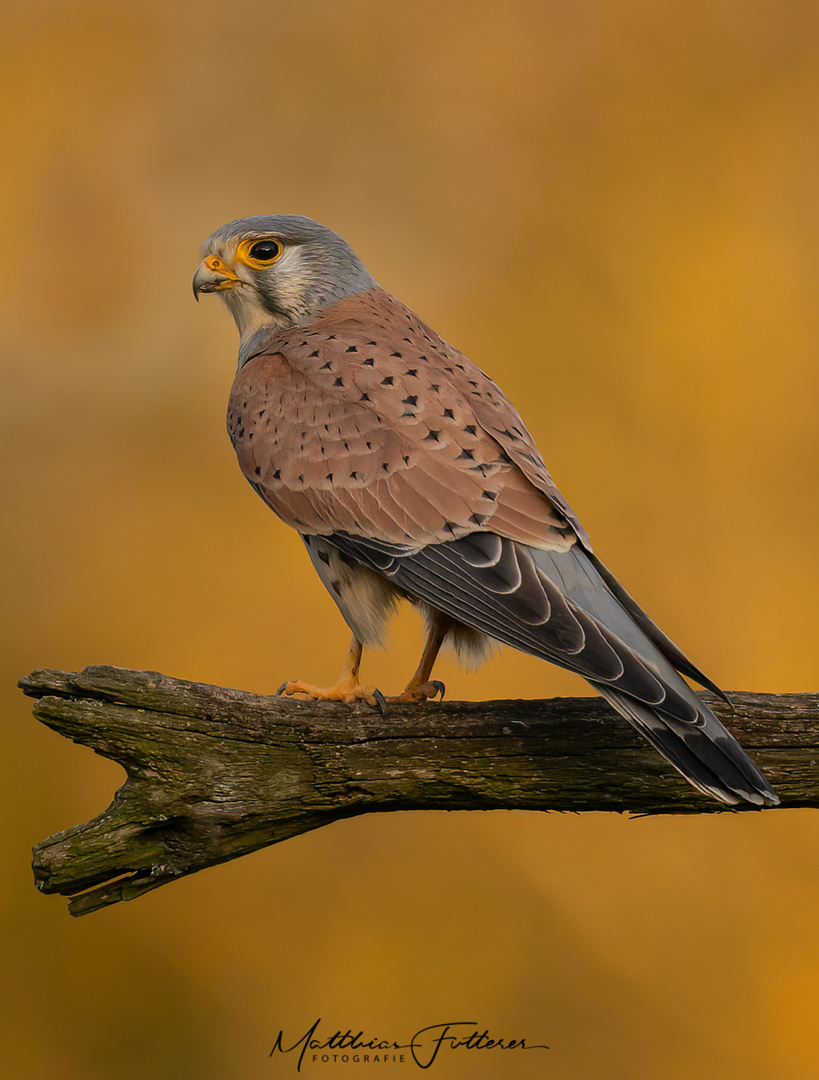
[20,665,817,916]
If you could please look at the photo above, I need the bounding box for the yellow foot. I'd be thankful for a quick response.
[276,678,387,713]
[386,679,446,703]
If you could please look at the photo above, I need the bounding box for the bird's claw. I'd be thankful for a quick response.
[275,678,387,711]
[386,679,446,703]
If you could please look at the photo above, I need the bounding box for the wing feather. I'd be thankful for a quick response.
[327,530,778,806]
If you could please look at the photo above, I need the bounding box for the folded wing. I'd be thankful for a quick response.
[327,530,778,807]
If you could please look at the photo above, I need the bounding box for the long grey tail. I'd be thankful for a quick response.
[593,684,776,806]
[323,529,779,807]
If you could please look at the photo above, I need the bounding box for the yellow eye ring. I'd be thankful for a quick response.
[238,238,284,269]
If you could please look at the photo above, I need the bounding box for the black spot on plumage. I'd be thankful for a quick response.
[346,345,358,352]
[443,408,454,419]
[350,470,359,480]
[403,455,410,465]
[406,369,418,378]
[382,462,390,472]
[273,469,281,480]
[366,441,373,449]
[470,513,489,526]
[482,490,499,501]
[318,549,330,565]
[360,393,371,401]
[363,357,375,366]
[254,466,261,475]
[381,376,394,386]
[391,351,402,358]
[320,361,332,370]
[331,580,342,596]
[423,430,441,442]
[333,377,344,387]
[464,424,477,436]
[298,474,304,484]
[326,473,333,481]
[457,448,475,460]
[402,395,418,406]
[258,409,266,417]
[430,384,440,393]
[308,349,320,358]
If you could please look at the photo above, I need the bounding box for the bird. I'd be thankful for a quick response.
[193,213,778,808]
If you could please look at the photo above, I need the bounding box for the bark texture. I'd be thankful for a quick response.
[20,665,816,916]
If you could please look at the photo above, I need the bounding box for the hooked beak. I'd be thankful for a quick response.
[192,255,242,301]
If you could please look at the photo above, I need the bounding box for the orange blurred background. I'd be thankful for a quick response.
[3,1,819,1077]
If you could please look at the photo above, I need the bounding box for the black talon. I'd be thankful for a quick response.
[373,688,388,717]
[275,681,290,696]
[431,680,446,700]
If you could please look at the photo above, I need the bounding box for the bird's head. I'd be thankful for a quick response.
[193,214,375,347]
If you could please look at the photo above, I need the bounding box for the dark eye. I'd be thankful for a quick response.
[248,240,282,263]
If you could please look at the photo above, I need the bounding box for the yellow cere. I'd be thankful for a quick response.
[203,254,240,287]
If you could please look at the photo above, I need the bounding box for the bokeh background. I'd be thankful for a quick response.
[3,1,819,1077]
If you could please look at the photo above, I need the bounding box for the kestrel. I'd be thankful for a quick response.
[193,214,777,807]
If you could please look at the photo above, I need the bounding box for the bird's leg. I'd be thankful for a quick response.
[276,636,386,710]
[387,621,447,702]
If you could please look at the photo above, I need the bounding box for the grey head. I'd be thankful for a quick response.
[193,214,375,356]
